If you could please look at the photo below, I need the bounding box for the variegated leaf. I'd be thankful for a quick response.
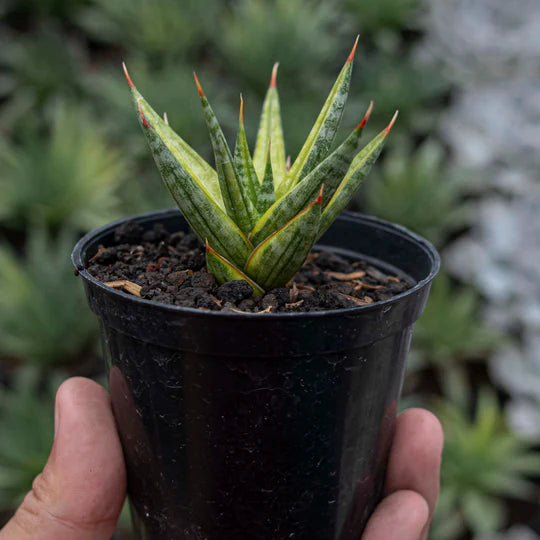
[249,103,372,247]
[257,144,276,214]
[245,190,322,289]
[206,240,265,296]
[233,95,262,213]
[277,36,359,197]
[317,112,398,239]
[194,73,259,235]
[133,100,252,267]
[253,63,287,189]
[123,63,224,209]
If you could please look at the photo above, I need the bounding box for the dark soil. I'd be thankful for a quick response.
[85,221,413,313]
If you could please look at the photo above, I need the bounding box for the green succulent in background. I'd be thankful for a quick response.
[220,0,345,94]
[430,390,540,540]
[0,368,59,510]
[0,228,98,368]
[0,26,84,129]
[124,39,397,294]
[0,102,126,231]
[344,0,421,34]
[411,273,500,370]
[362,139,470,245]
[77,0,218,65]
[350,33,451,136]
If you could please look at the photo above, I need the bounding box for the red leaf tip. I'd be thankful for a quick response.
[286,155,291,172]
[137,101,151,128]
[270,62,279,88]
[356,100,374,129]
[205,238,211,252]
[385,110,399,135]
[122,62,135,88]
[347,35,360,63]
[193,72,205,97]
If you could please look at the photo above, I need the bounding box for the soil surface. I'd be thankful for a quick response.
[85,221,413,313]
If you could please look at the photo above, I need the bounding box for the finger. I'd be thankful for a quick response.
[362,490,429,540]
[0,377,126,540]
[385,408,444,538]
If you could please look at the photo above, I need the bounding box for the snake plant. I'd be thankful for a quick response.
[123,37,397,294]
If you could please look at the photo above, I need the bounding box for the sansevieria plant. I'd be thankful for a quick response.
[122,37,397,295]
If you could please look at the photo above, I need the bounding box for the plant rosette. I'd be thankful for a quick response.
[73,38,440,540]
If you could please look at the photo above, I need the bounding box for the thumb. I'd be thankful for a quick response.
[0,377,127,540]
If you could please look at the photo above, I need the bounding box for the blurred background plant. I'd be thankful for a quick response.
[430,390,540,539]
[0,227,98,370]
[0,102,127,231]
[0,0,538,538]
[0,367,59,510]
[361,139,471,245]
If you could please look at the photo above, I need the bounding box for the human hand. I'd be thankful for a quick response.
[0,379,442,540]
[0,378,126,540]
[362,408,444,540]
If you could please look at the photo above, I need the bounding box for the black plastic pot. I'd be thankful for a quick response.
[72,209,440,540]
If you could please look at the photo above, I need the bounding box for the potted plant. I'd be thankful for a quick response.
[72,37,440,539]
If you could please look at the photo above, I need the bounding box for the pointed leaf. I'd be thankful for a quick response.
[245,190,322,289]
[133,100,252,267]
[206,240,265,296]
[317,112,398,240]
[253,63,286,188]
[233,96,262,210]
[257,146,276,214]
[194,73,258,235]
[250,106,372,247]
[123,64,224,209]
[277,36,359,197]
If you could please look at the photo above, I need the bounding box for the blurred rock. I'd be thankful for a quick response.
[421,0,540,83]
[422,0,540,441]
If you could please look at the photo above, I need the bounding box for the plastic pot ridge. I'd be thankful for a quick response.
[73,209,440,540]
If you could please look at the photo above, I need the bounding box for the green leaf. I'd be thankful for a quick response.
[253,63,287,189]
[277,36,359,197]
[317,114,397,239]
[194,72,259,235]
[257,146,276,214]
[124,64,224,209]
[461,492,504,534]
[245,190,322,289]
[133,98,252,267]
[233,95,262,210]
[250,108,371,247]
[205,240,264,296]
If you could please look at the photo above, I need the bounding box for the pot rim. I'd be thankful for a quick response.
[72,208,440,319]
